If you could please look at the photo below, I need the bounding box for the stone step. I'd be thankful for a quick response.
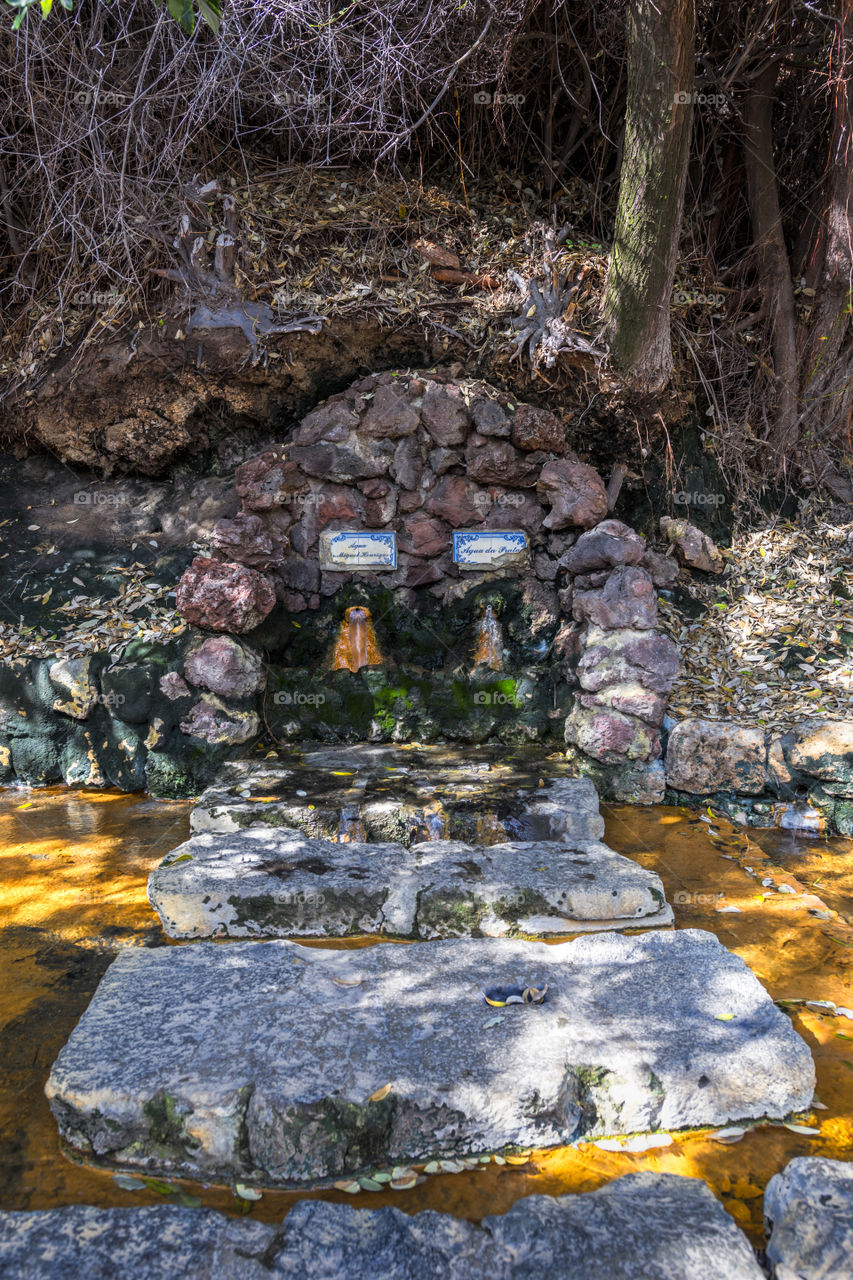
[0,1172,766,1279]
[190,755,605,848]
[46,930,814,1187]
[148,829,672,939]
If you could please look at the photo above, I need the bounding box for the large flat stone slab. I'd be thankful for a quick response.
[190,753,605,847]
[46,930,814,1186]
[0,1173,765,1279]
[148,828,672,939]
[765,1157,853,1280]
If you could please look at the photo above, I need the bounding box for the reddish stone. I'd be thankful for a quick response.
[391,436,424,490]
[236,451,303,511]
[184,636,265,697]
[294,399,360,445]
[642,549,680,588]
[659,517,724,574]
[511,404,566,454]
[563,519,645,575]
[471,398,510,437]
[210,512,287,569]
[398,490,425,514]
[465,439,540,488]
[401,513,449,558]
[567,700,661,763]
[573,566,658,631]
[420,382,470,447]
[177,557,276,634]
[316,487,363,532]
[425,475,486,526]
[362,383,420,438]
[537,460,608,530]
[363,490,398,527]
[359,478,391,498]
[578,630,680,695]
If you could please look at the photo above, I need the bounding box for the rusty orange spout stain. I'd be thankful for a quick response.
[330,606,383,672]
[473,603,502,671]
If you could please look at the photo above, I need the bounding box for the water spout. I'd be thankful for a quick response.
[331,606,383,672]
[473,603,503,671]
[337,806,367,843]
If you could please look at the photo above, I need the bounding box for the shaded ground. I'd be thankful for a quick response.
[0,785,850,1245]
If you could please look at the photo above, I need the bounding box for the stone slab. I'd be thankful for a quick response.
[765,1157,853,1280]
[147,828,672,939]
[189,758,605,847]
[46,930,815,1186]
[0,1173,765,1279]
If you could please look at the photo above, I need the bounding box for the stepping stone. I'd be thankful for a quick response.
[148,828,672,939]
[0,1172,766,1278]
[46,930,814,1186]
[765,1157,853,1280]
[189,758,605,847]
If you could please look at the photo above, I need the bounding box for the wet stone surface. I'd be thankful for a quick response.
[147,828,672,939]
[45,930,815,1187]
[764,1156,853,1280]
[189,748,605,848]
[0,1172,766,1279]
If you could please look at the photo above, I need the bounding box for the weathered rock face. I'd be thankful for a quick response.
[148,827,672,940]
[537,460,609,530]
[573,566,658,631]
[0,1175,766,1280]
[49,657,98,720]
[566,702,661,765]
[788,720,853,792]
[45,930,814,1186]
[183,637,265,698]
[660,516,724,574]
[210,512,288,569]
[176,557,276,634]
[563,520,645,575]
[764,1157,853,1280]
[179,695,260,746]
[577,628,680,697]
[666,720,766,795]
[0,1174,767,1280]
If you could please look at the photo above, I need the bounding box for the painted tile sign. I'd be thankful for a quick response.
[452,530,529,570]
[319,530,398,570]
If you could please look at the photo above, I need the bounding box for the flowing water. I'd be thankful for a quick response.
[330,606,383,672]
[1,788,851,1243]
[472,604,503,671]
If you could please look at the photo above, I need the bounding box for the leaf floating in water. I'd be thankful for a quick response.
[783,1123,821,1135]
[176,1191,202,1208]
[390,1173,418,1190]
[334,1180,361,1194]
[358,1176,383,1191]
[368,1083,392,1102]
[113,1174,144,1191]
[716,905,742,913]
[806,1000,837,1013]
[837,1007,853,1020]
[504,1152,532,1165]
[369,1171,392,1183]
[234,1184,263,1201]
[438,1159,464,1174]
[709,1127,746,1144]
[492,1154,506,1165]
[143,1177,178,1195]
[423,1161,442,1175]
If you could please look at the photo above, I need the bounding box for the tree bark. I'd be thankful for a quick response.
[602,0,695,391]
[798,0,853,464]
[743,59,799,459]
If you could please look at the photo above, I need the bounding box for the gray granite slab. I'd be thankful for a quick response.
[46,930,814,1186]
[765,1156,853,1280]
[0,1173,766,1279]
[147,828,672,939]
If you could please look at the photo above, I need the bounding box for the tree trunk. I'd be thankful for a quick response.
[798,0,853,469]
[743,60,799,460]
[602,0,695,391]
